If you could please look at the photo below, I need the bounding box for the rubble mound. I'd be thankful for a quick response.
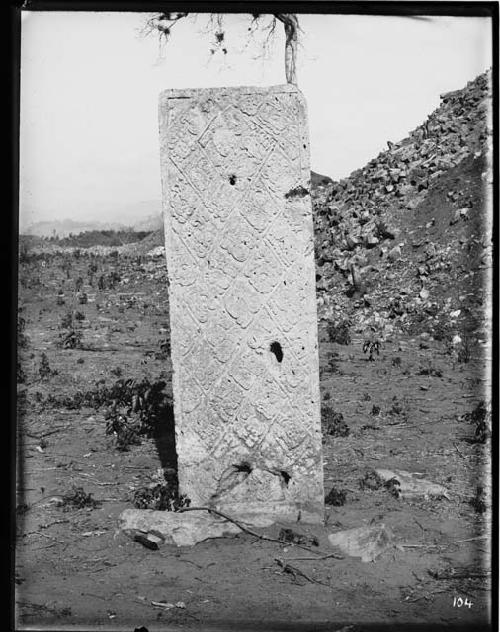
[313,69,492,344]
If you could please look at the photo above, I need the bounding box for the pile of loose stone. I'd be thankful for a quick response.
[312,69,492,338]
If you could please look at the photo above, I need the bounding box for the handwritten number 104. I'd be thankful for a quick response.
[453,597,473,608]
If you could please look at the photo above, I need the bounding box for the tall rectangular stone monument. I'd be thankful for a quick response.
[159,85,324,523]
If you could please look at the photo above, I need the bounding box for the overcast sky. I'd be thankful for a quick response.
[19,11,492,227]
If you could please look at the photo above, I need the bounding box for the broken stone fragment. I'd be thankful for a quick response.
[386,245,401,262]
[397,184,414,197]
[360,209,371,223]
[344,233,362,251]
[364,233,379,249]
[376,222,398,240]
[375,469,450,500]
[328,524,394,562]
[389,167,403,180]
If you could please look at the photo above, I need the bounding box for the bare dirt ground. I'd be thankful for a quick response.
[15,250,492,631]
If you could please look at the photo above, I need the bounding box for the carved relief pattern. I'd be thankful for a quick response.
[160,86,323,518]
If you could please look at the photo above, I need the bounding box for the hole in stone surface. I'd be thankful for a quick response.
[270,341,283,363]
[284,185,309,200]
[229,174,237,185]
[233,461,252,474]
[280,470,291,486]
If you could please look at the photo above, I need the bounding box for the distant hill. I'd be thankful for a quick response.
[21,173,338,238]
[132,213,163,232]
[21,200,163,237]
[21,218,132,238]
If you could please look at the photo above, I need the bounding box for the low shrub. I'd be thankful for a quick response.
[326,319,352,345]
[359,469,383,490]
[61,486,101,511]
[325,487,347,506]
[133,472,190,511]
[363,339,381,361]
[321,406,350,437]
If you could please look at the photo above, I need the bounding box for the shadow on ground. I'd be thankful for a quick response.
[152,401,179,473]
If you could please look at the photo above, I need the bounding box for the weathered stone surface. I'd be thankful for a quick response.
[328,524,395,562]
[159,85,324,523]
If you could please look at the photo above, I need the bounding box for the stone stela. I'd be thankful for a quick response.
[159,85,324,523]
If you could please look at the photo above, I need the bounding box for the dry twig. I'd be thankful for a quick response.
[26,426,69,439]
[26,531,65,545]
[177,506,343,558]
[39,519,70,529]
[274,557,328,585]
[279,554,341,561]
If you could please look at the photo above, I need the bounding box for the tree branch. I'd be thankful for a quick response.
[142,12,300,85]
[275,13,299,85]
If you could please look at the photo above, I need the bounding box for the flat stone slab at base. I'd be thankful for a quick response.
[118,508,276,547]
